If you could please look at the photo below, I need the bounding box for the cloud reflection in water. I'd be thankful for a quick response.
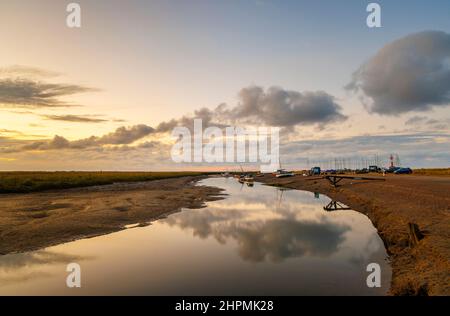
[164,183,352,263]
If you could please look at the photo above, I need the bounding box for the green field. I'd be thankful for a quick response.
[0,171,208,194]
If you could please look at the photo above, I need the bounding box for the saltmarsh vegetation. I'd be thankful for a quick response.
[0,171,207,193]
[413,168,450,176]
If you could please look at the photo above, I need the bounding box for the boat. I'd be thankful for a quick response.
[244,174,254,182]
[275,171,295,178]
[274,169,295,178]
[235,165,254,182]
[273,159,295,178]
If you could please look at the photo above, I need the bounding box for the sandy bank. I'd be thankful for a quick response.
[0,176,224,255]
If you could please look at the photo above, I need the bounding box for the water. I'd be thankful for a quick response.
[0,178,391,295]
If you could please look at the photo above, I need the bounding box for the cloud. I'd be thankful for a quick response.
[0,250,92,285]
[405,116,428,126]
[231,86,347,126]
[165,206,350,263]
[155,86,347,132]
[0,128,45,139]
[3,131,448,169]
[0,250,87,270]
[0,129,22,135]
[0,78,97,108]
[41,114,108,123]
[6,110,112,123]
[404,116,450,131]
[347,31,450,115]
[96,124,154,145]
[2,78,345,148]
[0,65,98,108]
[2,124,155,153]
[0,65,60,78]
[227,219,349,262]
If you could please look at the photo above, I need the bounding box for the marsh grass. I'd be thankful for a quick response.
[0,171,207,193]
[413,168,450,176]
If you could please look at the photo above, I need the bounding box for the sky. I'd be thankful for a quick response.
[0,0,449,170]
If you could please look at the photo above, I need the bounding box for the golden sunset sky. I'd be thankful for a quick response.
[0,0,449,170]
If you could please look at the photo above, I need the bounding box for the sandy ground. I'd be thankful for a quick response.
[0,176,224,255]
[258,174,450,296]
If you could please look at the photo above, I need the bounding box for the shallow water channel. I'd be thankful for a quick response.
[0,177,391,295]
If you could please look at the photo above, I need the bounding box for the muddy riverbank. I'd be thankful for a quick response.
[0,176,224,255]
[257,174,450,296]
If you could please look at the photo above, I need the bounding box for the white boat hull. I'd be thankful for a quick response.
[275,173,295,178]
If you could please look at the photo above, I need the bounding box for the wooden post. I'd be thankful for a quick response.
[408,223,424,247]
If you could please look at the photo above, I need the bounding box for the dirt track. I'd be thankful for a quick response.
[258,174,450,296]
[0,176,224,255]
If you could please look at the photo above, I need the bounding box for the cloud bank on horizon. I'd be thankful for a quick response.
[1,84,347,154]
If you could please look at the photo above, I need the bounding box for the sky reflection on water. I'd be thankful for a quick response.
[0,178,391,295]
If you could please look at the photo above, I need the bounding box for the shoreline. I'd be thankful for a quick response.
[256,174,450,296]
[0,175,225,255]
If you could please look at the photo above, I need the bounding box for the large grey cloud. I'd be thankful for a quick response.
[347,31,450,115]
[231,86,347,126]
[155,86,347,132]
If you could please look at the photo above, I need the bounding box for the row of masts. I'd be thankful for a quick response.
[305,154,401,170]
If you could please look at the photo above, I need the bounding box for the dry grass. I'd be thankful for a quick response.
[0,171,208,193]
[413,168,450,176]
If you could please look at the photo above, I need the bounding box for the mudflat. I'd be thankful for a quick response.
[0,176,224,255]
[258,174,450,296]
